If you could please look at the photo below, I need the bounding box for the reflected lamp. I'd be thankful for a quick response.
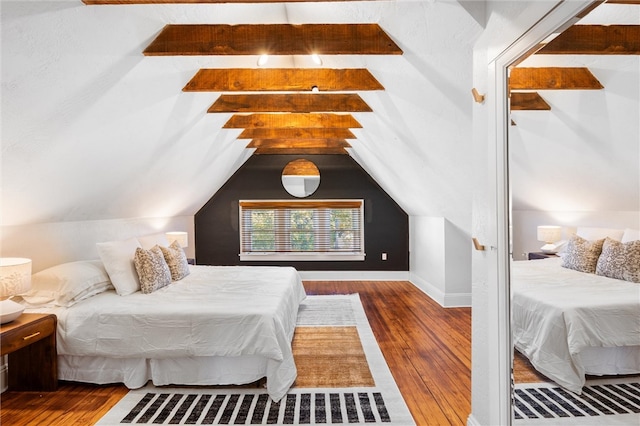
[537,226,562,254]
[0,258,32,324]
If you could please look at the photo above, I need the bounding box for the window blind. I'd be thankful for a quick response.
[239,200,365,261]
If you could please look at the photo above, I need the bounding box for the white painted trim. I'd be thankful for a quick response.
[488,1,597,425]
[298,270,410,281]
[410,272,471,308]
[466,414,482,426]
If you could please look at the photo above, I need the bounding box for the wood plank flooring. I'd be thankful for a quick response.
[0,281,475,425]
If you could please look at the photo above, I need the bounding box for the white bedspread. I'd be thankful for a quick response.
[27,265,306,400]
[511,258,640,393]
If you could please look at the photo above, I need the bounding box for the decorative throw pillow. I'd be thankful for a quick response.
[96,237,142,296]
[133,246,172,294]
[596,238,640,283]
[561,235,604,274]
[160,240,190,281]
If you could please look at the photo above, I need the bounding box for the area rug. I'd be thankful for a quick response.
[96,294,415,425]
[513,377,640,425]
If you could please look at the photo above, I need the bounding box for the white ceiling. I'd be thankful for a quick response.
[1,1,638,230]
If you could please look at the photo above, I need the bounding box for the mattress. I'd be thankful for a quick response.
[26,265,306,400]
[511,257,640,393]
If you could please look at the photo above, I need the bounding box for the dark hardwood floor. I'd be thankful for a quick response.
[0,281,475,425]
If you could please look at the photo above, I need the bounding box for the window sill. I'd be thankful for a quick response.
[240,253,366,262]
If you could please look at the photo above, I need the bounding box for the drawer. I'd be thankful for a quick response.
[1,315,56,355]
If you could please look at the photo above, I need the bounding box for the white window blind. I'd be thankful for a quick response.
[239,200,365,261]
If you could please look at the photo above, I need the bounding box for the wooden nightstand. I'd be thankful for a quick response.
[0,313,58,391]
[528,252,559,260]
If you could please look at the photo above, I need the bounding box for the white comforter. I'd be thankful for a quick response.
[28,265,306,400]
[511,258,640,393]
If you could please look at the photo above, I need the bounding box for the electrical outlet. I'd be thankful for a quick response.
[382,252,387,261]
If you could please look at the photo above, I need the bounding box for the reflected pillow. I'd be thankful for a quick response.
[133,246,172,294]
[22,260,113,307]
[596,238,640,283]
[561,235,604,274]
[160,240,190,281]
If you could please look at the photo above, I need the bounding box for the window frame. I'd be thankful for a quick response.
[239,199,365,261]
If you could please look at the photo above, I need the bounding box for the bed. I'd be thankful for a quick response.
[19,234,306,402]
[511,228,640,394]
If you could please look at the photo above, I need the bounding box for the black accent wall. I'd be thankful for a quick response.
[194,154,409,271]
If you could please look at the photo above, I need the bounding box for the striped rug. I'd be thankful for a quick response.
[96,295,415,425]
[513,378,640,425]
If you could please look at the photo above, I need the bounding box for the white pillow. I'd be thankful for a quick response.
[576,227,624,242]
[22,260,113,307]
[622,228,640,243]
[137,232,170,250]
[96,237,142,296]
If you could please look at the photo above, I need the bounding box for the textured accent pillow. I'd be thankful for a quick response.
[133,246,172,294]
[96,237,142,296]
[596,238,640,283]
[21,260,114,307]
[160,240,190,281]
[561,235,605,274]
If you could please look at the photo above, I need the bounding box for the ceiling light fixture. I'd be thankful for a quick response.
[257,54,269,67]
[310,53,322,66]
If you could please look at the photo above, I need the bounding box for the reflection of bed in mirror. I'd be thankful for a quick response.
[511,228,640,394]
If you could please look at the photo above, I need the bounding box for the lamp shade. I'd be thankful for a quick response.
[0,257,32,298]
[166,232,188,248]
[537,226,562,243]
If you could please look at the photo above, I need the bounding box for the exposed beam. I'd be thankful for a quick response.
[237,128,356,140]
[253,147,348,155]
[143,24,403,56]
[224,113,362,129]
[510,67,603,90]
[183,68,384,92]
[208,94,372,113]
[510,92,551,111]
[247,139,351,149]
[537,25,640,55]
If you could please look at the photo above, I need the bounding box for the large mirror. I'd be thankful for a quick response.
[281,159,320,198]
[508,2,640,422]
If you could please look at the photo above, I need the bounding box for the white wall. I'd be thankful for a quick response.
[0,216,195,273]
[410,216,471,307]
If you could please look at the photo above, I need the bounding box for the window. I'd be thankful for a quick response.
[239,200,365,261]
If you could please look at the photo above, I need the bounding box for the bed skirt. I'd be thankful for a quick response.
[58,354,293,401]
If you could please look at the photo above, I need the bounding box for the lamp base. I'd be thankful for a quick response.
[0,299,25,324]
[540,243,558,254]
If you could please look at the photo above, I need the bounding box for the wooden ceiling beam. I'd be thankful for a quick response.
[510,92,551,111]
[237,128,356,140]
[208,94,372,113]
[510,67,603,90]
[254,147,348,155]
[224,113,362,129]
[143,24,403,56]
[537,25,640,55]
[184,68,384,92]
[247,139,351,149]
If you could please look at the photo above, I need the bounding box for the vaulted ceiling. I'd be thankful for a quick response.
[1,0,638,228]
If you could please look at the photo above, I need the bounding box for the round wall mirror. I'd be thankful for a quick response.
[281,159,320,198]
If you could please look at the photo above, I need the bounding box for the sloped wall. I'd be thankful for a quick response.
[194,154,409,271]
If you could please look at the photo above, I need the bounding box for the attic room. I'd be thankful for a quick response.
[1,1,639,425]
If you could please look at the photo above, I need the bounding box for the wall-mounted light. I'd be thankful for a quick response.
[311,85,319,93]
[310,53,322,66]
[257,54,269,67]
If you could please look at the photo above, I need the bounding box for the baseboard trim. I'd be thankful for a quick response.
[410,273,471,308]
[298,270,410,281]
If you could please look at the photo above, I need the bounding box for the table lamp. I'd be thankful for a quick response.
[537,226,562,254]
[0,258,32,324]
